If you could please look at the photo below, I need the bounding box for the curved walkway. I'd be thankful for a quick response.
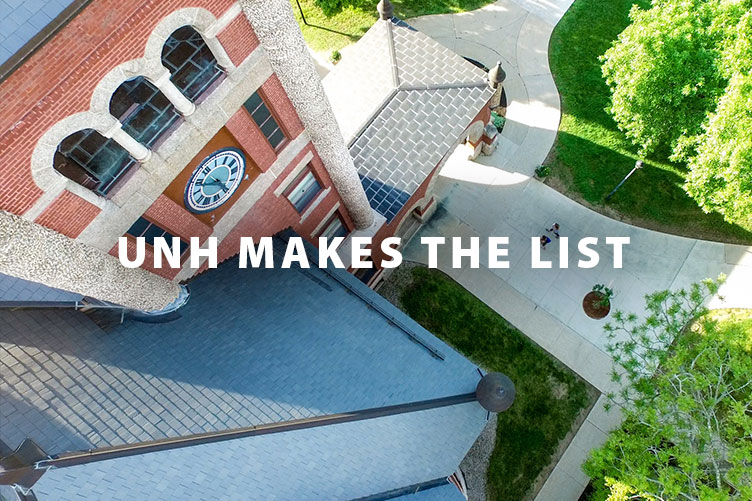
[405,1,752,499]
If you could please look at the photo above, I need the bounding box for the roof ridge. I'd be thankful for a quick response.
[398,82,489,91]
[384,20,400,88]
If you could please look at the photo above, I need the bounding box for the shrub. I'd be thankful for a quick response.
[535,165,551,178]
[490,111,506,133]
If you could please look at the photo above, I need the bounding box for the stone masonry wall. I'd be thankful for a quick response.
[0,0,234,216]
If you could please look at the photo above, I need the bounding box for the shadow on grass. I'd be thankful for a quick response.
[546,130,752,244]
[549,0,651,132]
[301,22,361,38]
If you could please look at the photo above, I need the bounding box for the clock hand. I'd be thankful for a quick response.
[210,176,230,192]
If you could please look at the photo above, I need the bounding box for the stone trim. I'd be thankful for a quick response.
[311,202,341,237]
[26,5,243,227]
[299,187,332,224]
[205,2,243,38]
[0,210,180,311]
[240,0,375,230]
[272,150,314,196]
[77,49,272,252]
[24,44,271,254]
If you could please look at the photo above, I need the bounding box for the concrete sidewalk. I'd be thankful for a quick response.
[406,1,752,499]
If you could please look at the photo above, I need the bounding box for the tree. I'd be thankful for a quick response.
[684,73,752,224]
[312,0,372,16]
[600,0,752,226]
[600,0,728,160]
[584,278,752,500]
[684,11,752,223]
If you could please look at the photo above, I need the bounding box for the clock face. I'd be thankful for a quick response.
[184,148,246,214]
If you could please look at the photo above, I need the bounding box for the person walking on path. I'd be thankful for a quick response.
[547,223,560,239]
[540,235,551,250]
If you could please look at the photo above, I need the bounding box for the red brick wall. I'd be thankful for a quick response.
[0,0,239,216]
[106,194,212,281]
[143,195,213,244]
[367,167,438,269]
[226,73,307,173]
[217,14,259,66]
[217,143,354,264]
[226,110,277,172]
[33,190,101,238]
[260,74,305,140]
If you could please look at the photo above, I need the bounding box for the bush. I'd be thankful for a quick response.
[490,111,506,133]
[330,50,342,64]
[535,165,550,178]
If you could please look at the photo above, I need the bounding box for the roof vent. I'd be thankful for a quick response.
[476,372,515,412]
[488,61,506,89]
[377,0,394,20]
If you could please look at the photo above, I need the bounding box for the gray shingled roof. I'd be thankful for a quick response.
[32,402,484,500]
[0,242,485,498]
[323,18,494,222]
[0,0,76,66]
[0,272,82,306]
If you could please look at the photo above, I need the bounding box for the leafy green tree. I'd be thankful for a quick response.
[312,0,371,16]
[684,73,752,223]
[600,0,727,160]
[584,278,752,500]
[601,0,752,226]
[684,11,752,222]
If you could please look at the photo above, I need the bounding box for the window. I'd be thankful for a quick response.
[284,168,322,212]
[126,217,189,256]
[55,129,136,196]
[318,212,349,240]
[110,77,181,148]
[161,26,223,101]
[243,91,286,150]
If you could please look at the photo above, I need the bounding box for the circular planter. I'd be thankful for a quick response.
[583,291,611,319]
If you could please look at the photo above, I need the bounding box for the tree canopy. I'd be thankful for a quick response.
[601,0,752,225]
[584,279,752,500]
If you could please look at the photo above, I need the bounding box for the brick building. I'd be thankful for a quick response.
[0,1,511,498]
[0,0,362,285]
[0,0,497,297]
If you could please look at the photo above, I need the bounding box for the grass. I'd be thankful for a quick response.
[547,0,752,244]
[291,0,494,52]
[397,266,595,500]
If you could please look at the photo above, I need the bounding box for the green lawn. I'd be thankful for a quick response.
[292,0,493,53]
[547,0,752,244]
[397,267,595,500]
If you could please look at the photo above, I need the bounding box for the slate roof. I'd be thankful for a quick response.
[0,240,486,498]
[0,272,82,306]
[323,17,494,222]
[32,403,484,500]
[0,0,77,67]
[396,484,467,500]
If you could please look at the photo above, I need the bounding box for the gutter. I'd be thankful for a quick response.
[0,0,94,84]
[35,393,478,470]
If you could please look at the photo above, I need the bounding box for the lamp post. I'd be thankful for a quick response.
[605,160,643,201]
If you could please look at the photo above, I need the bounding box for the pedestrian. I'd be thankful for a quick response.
[547,222,560,239]
[540,235,551,250]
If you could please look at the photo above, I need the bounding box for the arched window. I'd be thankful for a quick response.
[110,76,181,148]
[55,129,135,195]
[161,26,223,101]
